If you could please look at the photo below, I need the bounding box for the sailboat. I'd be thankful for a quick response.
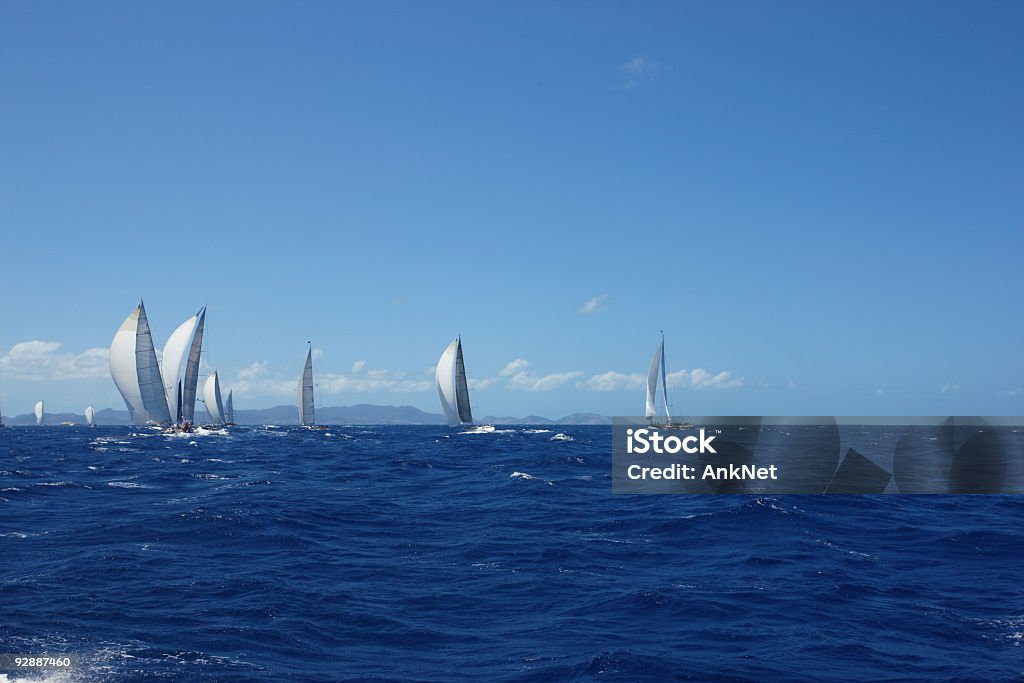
[224,390,235,425]
[109,301,173,426]
[645,333,693,429]
[203,372,226,426]
[34,400,45,426]
[85,405,95,428]
[297,345,326,429]
[162,306,206,430]
[436,337,479,427]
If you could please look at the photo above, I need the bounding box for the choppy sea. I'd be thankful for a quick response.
[1,425,1021,681]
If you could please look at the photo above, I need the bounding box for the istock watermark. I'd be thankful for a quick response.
[611,416,1024,494]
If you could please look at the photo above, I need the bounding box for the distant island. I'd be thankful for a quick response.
[1,404,612,427]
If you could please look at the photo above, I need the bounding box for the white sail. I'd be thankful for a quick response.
[85,405,95,427]
[645,337,663,420]
[204,372,225,425]
[436,339,460,426]
[110,305,147,423]
[181,307,206,423]
[298,348,315,426]
[109,302,172,425]
[644,335,673,422]
[162,313,199,419]
[454,338,473,424]
[224,390,234,424]
[34,400,44,426]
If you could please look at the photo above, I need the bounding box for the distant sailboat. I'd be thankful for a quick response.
[203,372,225,425]
[162,306,206,427]
[34,400,44,426]
[298,345,317,427]
[85,405,95,428]
[224,390,235,425]
[436,337,474,426]
[645,333,693,429]
[109,301,173,426]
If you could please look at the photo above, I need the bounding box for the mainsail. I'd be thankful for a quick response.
[85,405,95,427]
[162,311,200,420]
[298,347,315,426]
[204,372,225,425]
[436,337,472,426]
[34,400,44,426]
[181,307,206,423]
[644,334,672,422]
[455,339,473,424]
[109,301,172,425]
[224,390,234,424]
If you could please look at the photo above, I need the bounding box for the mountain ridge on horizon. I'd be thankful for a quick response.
[0,404,612,426]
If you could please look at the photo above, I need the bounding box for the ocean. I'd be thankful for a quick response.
[1,425,1021,681]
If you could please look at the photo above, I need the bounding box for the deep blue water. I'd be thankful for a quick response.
[1,425,1022,681]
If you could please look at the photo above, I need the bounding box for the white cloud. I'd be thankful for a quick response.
[999,388,1022,397]
[229,362,294,398]
[577,294,608,314]
[319,371,431,394]
[499,358,530,377]
[614,56,658,90]
[875,388,886,397]
[666,368,744,390]
[0,341,108,380]
[351,360,366,373]
[508,370,584,392]
[229,360,434,398]
[311,348,324,361]
[786,380,799,390]
[576,367,743,392]
[622,56,657,75]
[469,377,496,391]
[237,361,269,379]
[940,383,959,394]
[577,371,645,392]
[499,358,582,392]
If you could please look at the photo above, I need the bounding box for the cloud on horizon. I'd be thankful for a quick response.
[230,361,432,398]
[0,341,108,381]
[500,358,583,392]
[577,367,745,391]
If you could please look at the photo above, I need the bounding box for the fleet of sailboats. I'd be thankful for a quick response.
[106,301,236,432]
[7,305,698,431]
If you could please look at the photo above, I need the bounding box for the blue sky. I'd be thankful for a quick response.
[1,1,1021,418]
